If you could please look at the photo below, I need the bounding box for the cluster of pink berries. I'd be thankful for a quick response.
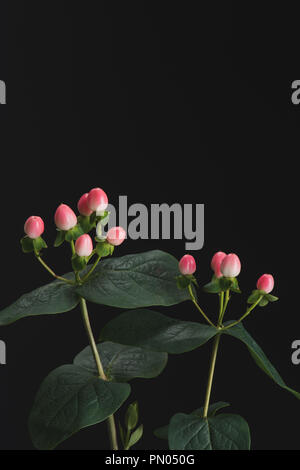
[23,188,126,257]
[179,252,274,294]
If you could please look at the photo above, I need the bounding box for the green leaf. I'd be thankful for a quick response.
[203,277,234,294]
[20,236,34,253]
[90,212,97,225]
[266,294,279,302]
[0,276,78,326]
[125,401,139,431]
[224,322,300,400]
[74,341,168,382]
[54,230,65,247]
[203,279,222,293]
[33,236,47,254]
[126,424,143,449]
[247,290,262,304]
[98,210,110,226]
[65,224,85,242]
[154,402,230,440]
[168,413,250,450]
[77,250,190,308]
[176,275,192,290]
[259,297,269,307]
[230,278,241,294]
[77,215,93,233]
[28,364,131,450]
[95,241,114,258]
[71,254,87,272]
[219,277,233,291]
[100,310,217,354]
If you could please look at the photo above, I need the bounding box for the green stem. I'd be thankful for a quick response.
[36,256,75,285]
[70,239,118,449]
[203,333,221,418]
[218,292,224,325]
[107,415,118,450]
[79,297,118,450]
[222,295,263,330]
[79,297,106,378]
[82,255,101,283]
[188,285,216,328]
[70,239,76,255]
[219,289,230,325]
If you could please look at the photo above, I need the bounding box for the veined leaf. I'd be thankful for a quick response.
[29,364,130,449]
[0,275,78,326]
[74,341,167,382]
[100,309,217,354]
[77,250,190,308]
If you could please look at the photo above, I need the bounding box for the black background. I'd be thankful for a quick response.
[0,1,299,450]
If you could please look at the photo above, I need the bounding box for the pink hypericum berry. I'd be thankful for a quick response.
[75,234,93,257]
[257,274,274,294]
[24,216,44,239]
[54,204,77,231]
[179,255,196,276]
[77,193,93,217]
[211,251,227,278]
[87,187,108,213]
[220,253,241,278]
[106,226,126,246]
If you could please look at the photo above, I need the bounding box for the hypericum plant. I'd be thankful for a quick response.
[100,252,300,450]
[0,188,189,450]
[0,190,298,451]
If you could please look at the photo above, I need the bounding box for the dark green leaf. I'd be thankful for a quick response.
[126,424,143,449]
[77,250,190,308]
[259,297,269,307]
[72,254,87,272]
[0,276,78,326]
[100,310,217,354]
[20,236,34,253]
[54,230,65,247]
[247,290,262,304]
[203,277,234,294]
[230,278,241,294]
[168,413,250,450]
[266,294,279,302]
[95,241,114,258]
[125,402,139,431]
[203,279,222,294]
[176,275,192,290]
[90,212,97,225]
[219,277,233,291]
[28,364,131,450]
[224,322,300,400]
[65,224,85,242]
[33,236,47,254]
[154,402,230,440]
[77,215,94,233]
[74,341,168,382]
[98,211,110,226]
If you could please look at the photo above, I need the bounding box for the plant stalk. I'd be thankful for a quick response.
[188,285,216,328]
[79,296,118,450]
[222,295,264,330]
[36,255,75,285]
[203,333,221,418]
[82,255,101,283]
[219,289,230,325]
